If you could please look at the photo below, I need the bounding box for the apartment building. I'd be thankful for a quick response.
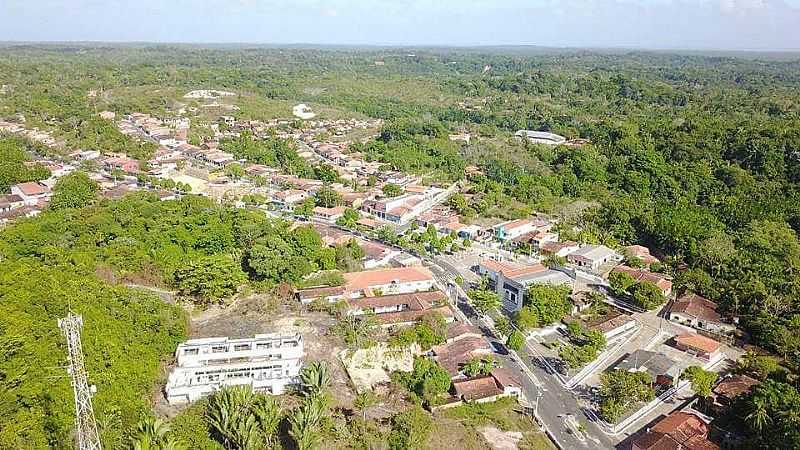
[165,333,304,405]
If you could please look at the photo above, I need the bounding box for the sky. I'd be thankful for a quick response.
[1,0,799,51]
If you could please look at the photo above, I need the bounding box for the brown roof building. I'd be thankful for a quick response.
[674,333,721,361]
[668,293,735,335]
[632,411,719,450]
[611,265,673,297]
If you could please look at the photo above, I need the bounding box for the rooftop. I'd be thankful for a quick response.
[670,293,723,323]
[675,332,721,354]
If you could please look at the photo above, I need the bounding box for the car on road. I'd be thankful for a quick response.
[490,341,510,355]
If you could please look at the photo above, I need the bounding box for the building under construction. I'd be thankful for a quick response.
[165,333,304,405]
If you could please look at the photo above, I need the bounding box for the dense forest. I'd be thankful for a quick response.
[2,45,800,448]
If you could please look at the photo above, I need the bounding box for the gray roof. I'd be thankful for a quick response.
[512,269,573,287]
[569,245,617,261]
[615,350,679,379]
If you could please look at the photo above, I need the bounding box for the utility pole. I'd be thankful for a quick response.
[59,313,102,450]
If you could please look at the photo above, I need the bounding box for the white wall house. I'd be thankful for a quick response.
[566,245,621,272]
[165,334,304,405]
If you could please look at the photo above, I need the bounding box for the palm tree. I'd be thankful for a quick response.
[252,395,282,447]
[746,398,773,433]
[353,390,378,421]
[131,416,186,450]
[206,386,263,450]
[300,361,332,397]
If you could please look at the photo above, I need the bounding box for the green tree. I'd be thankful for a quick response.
[300,361,332,398]
[336,208,360,228]
[353,390,379,421]
[608,271,636,297]
[630,281,666,310]
[507,331,525,351]
[224,163,245,181]
[468,288,501,313]
[388,406,433,450]
[50,171,98,210]
[315,185,343,208]
[382,183,403,197]
[173,255,245,302]
[682,366,718,399]
[130,417,187,450]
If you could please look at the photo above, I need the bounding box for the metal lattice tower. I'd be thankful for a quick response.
[58,313,102,450]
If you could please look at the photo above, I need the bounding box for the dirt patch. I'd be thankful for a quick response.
[479,426,524,450]
[339,343,418,393]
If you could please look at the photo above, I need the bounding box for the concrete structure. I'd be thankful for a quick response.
[515,130,567,145]
[566,245,620,272]
[492,219,539,242]
[165,334,304,405]
[478,259,573,311]
[313,205,346,223]
[668,293,735,335]
[711,374,759,413]
[587,312,637,341]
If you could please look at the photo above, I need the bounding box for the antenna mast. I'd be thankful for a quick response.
[59,313,102,450]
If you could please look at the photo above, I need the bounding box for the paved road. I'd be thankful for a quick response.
[425,263,615,450]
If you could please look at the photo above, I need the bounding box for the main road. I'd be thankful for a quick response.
[425,262,617,450]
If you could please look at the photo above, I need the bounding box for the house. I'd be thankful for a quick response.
[452,369,522,402]
[431,334,494,376]
[346,291,454,327]
[313,206,346,223]
[668,293,735,335]
[165,333,304,404]
[445,322,484,343]
[566,245,620,272]
[614,349,680,386]
[674,333,721,361]
[294,266,436,304]
[711,374,759,412]
[342,266,436,298]
[586,312,637,341]
[478,259,573,311]
[103,156,140,174]
[11,182,51,206]
[361,241,401,269]
[540,240,580,258]
[611,266,673,297]
[273,189,308,207]
[625,245,659,265]
[631,411,719,450]
[0,194,24,212]
[294,285,348,304]
[493,219,537,242]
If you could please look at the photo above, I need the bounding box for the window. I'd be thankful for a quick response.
[233,344,251,352]
[256,342,273,350]
[211,346,227,353]
[183,348,199,356]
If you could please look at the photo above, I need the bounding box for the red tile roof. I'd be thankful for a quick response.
[14,182,49,196]
[712,374,759,401]
[343,267,434,291]
[670,293,723,323]
[634,411,719,450]
[675,333,721,354]
[453,376,502,401]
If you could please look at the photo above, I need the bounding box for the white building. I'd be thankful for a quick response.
[478,259,573,312]
[566,245,621,272]
[514,130,566,146]
[165,333,304,405]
